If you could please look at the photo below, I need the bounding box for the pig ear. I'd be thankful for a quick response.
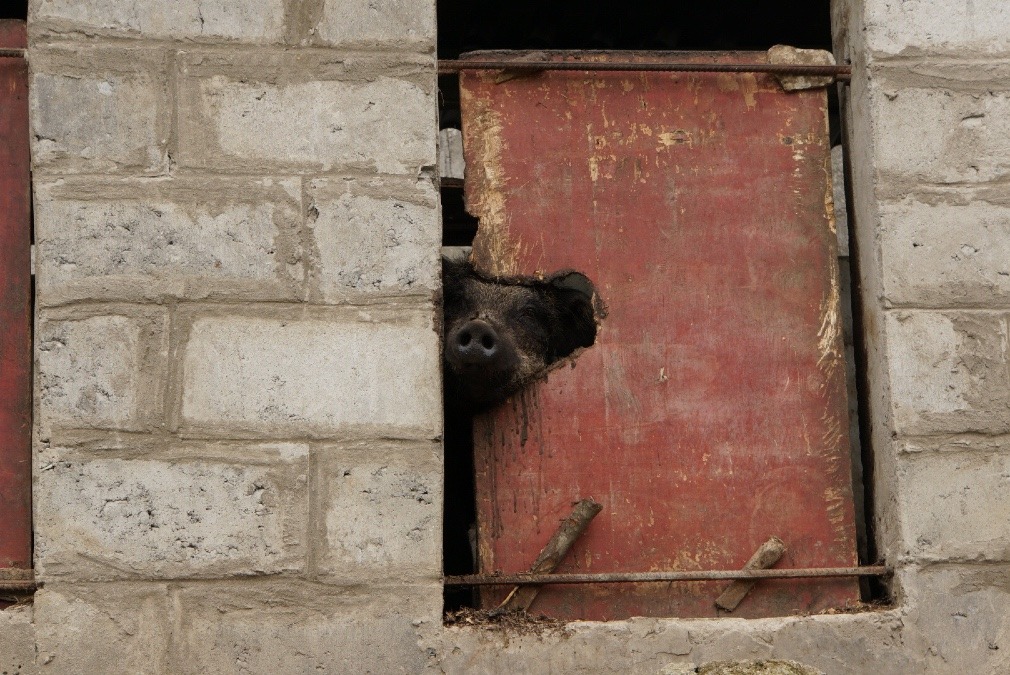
[547,272,598,359]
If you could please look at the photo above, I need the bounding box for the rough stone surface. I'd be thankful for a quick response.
[885,311,1010,435]
[176,53,436,175]
[900,564,1010,671]
[34,584,173,674]
[880,195,1010,307]
[0,606,37,675]
[865,0,1010,54]
[315,0,436,47]
[180,308,441,438]
[34,447,308,579]
[430,612,918,675]
[30,49,169,175]
[37,313,165,435]
[697,661,823,675]
[306,176,439,300]
[316,444,441,581]
[34,177,304,305]
[873,83,1010,185]
[171,583,437,673]
[31,0,286,42]
[896,451,1010,562]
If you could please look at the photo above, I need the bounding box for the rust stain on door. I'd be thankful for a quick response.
[460,51,859,620]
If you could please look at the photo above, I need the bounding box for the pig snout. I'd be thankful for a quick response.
[451,319,500,365]
[446,319,518,374]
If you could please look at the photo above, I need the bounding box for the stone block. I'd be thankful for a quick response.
[873,83,1010,184]
[34,583,172,674]
[34,445,309,579]
[179,306,441,438]
[885,311,1010,435]
[176,52,436,175]
[37,312,166,436]
[315,444,441,582]
[899,564,1010,671]
[880,195,1010,307]
[314,0,435,47]
[865,0,1010,55]
[306,176,439,301]
[171,583,436,673]
[30,48,169,175]
[0,605,37,675]
[31,0,285,42]
[34,177,304,306]
[896,451,1010,562]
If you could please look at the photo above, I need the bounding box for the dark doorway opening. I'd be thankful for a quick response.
[0,3,27,20]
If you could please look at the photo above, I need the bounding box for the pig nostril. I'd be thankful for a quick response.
[458,331,472,347]
[481,334,495,350]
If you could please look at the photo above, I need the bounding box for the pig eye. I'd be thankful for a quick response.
[518,301,547,323]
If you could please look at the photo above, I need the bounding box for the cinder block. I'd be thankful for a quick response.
[37,312,165,436]
[179,307,441,438]
[885,311,1010,435]
[873,84,1010,184]
[896,451,1010,562]
[176,52,436,175]
[865,0,1010,55]
[314,0,435,47]
[34,177,304,306]
[880,195,1010,307]
[34,446,309,579]
[0,605,36,675]
[31,0,285,42]
[34,583,172,674]
[306,176,439,301]
[171,583,436,673]
[899,564,1010,671]
[30,48,169,175]
[315,445,441,582]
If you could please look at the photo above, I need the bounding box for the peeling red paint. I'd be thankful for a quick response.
[461,51,858,620]
[0,20,32,573]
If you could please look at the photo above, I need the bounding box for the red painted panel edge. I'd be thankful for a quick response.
[0,19,32,570]
[0,20,27,49]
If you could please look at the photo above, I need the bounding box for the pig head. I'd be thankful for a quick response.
[442,256,599,412]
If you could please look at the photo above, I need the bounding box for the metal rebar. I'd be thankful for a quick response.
[439,59,851,82]
[0,581,38,592]
[0,48,25,58]
[444,565,888,586]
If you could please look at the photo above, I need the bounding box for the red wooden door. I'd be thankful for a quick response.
[461,51,859,620]
[0,20,32,572]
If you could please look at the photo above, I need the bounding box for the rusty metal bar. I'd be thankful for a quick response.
[0,48,25,58]
[0,568,38,593]
[445,565,889,586]
[439,59,851,82]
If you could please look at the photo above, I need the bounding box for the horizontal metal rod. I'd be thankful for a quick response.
[444,565,888,586]
[439,59,851,82]
[0,581,38,592]
[0,48,25,58]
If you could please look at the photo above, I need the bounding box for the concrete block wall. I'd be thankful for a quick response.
[27,0,441,671]
[12,0,1010,672]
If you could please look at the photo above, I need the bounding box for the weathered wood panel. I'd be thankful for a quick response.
[461,51,859,620]
[0,20,31,572]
